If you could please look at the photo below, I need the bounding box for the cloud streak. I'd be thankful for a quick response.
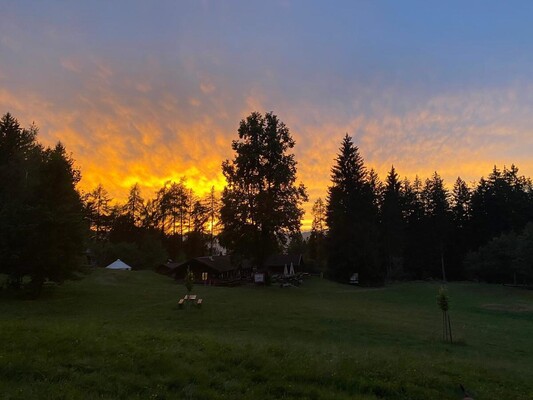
[2,62,531,230]
[1,2,532,230]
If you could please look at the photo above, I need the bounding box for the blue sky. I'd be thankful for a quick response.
[1,1,532,226]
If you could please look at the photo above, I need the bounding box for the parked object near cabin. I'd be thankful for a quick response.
[254,272,265,284]
[105,259,132,271]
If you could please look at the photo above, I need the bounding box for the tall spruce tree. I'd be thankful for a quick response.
[219,111,307,265]
[167,180,190,238]
[381,166,405,279]
[451,177,471,228]
[84,184,112,241]
[402,176,427,278]
[422,172,451,280]
[207,186,219,255]
[449,177,471,278]
[0,113,42,288]
[0,114,86,296]
[30,143,86,294]
[124,183,145,226]
[326,134,381,283]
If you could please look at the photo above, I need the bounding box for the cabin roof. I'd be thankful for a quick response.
[177,255,235,272]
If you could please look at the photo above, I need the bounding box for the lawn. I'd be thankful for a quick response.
[1,270,532,399]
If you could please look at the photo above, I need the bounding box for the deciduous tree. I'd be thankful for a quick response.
[219,112,307,265]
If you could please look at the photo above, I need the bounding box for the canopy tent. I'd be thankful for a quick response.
[105,259,132,270]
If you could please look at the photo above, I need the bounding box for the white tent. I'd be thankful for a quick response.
[289,262,295,276]
[105,259,132,271]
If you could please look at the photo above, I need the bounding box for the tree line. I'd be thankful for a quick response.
[83,179,219,269]
[212,112,533,285]
[306,135,533,284]
[0,112,222,296]
[2,111,532,297]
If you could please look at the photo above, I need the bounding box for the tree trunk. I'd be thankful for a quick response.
[440,246,446,282]
[442,311,446,341]
[447,313,453,344]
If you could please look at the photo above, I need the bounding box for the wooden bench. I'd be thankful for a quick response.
[196,298,203,308]
[178,298,185,309]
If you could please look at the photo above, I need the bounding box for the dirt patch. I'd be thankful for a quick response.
[481,303,533,313]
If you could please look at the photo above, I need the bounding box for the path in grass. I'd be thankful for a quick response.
[1,270,532,399]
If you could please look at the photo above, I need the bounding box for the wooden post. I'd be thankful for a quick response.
[441,248,446,282]
[443,312,446,341]
[448,315,453,344]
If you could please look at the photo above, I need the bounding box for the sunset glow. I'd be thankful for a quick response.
[2,1,532,231]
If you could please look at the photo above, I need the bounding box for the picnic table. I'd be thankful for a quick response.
[178,294,202,309]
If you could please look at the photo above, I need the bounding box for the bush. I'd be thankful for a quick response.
[466,223,533,284]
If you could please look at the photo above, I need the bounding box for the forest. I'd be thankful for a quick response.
[1,111,532,296]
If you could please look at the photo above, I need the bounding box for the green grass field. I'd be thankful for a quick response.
[1,270,532,399]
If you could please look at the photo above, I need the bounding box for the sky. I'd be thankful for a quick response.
[1,1,533,229]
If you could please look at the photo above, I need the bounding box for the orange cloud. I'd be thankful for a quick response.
[1,64,532,233]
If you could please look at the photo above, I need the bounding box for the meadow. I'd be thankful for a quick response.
[1,270,532,399]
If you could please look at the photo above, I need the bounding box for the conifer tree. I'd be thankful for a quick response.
[207,186,219,255]
[0,113,42,288]
[0,113,86,296]
[402,176,427,278]
[84,184,112,241]
[326,134,381,283]
[30,143,86,294]
[368,168,384,209]
[470,165,533,250]
[124,183,144,226]
[448,177,472,278]
[308,198,327,269]
[422,172,451,280]
[451,177,471,228]
[381,166,405,278]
